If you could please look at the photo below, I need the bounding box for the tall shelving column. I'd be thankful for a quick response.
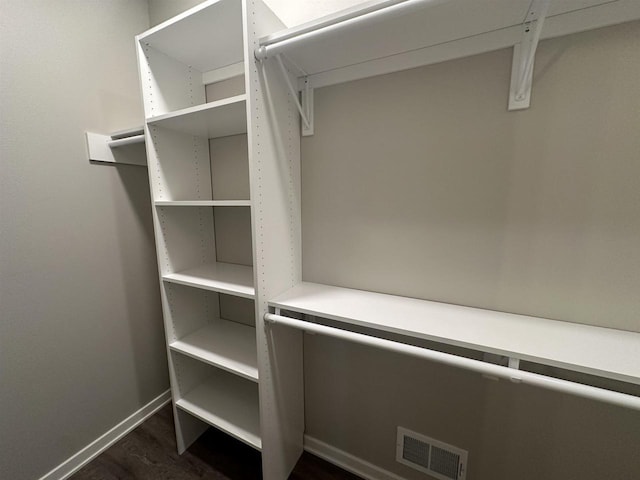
[136,0,260,455]
[135,1,305,478]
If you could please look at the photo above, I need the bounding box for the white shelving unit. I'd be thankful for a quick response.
[137,0,260,456]
[135,0,640,478]
[252,0,640,473]
[254,0,640,394]
[136,1,303,479]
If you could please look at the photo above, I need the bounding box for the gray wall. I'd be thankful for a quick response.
[0,2,168,479]
[301,21,640,480]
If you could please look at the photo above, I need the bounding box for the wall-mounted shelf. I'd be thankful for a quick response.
[257,0,640,119]
[163,262,255,299]
[269,282,640,386]
[86,127,146,166]
[260,0,640,88]
[134,0,639,476]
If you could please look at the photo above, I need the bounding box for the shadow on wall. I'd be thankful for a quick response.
[112,162,168,403]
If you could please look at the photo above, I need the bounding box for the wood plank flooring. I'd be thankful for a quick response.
[70,404,362,479]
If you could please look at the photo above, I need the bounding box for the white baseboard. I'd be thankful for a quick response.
[38,389,172,480]
[304,435,406,480]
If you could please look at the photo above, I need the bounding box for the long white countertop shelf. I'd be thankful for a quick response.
[269,282,640,385]
[163,262,254,299]
[155,200,251,207]
[176,373,261,450]
[170,321,258,382]
[259,0,640,89]
[147,95,247,139]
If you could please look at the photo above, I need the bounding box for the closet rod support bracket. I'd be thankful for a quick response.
[508,357,521,370]
[301,78,314,136]
[508,0,551,111]
[274,55,314,135]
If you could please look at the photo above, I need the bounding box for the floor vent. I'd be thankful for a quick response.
[396,427,467,480]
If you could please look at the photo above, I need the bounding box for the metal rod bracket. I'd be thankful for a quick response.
[275,55,314,136]
[509,0,551,111]
[508,357,521,370]
[301,78,314,136]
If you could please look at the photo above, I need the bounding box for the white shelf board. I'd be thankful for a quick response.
[260,0,640,89]
[176,373,261,450]
[155,200,251,207]
[147,95,247,139]
[170,321,258,382]
[137,0,244,73]
[110,126,144,139]
[269,282,640,385]
[163,262,255,299]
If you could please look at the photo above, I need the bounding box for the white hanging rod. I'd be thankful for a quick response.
[107,134,145,148]
[255,0,449,61]
[264,313,640,411]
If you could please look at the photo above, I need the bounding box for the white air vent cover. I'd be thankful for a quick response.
[396,427,468,480]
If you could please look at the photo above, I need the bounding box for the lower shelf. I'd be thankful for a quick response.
[170,320,259,382]
[176,371,262,451]
[269,282,640,386]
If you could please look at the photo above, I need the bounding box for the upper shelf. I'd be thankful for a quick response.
[147,95,247,138]
[259,0,640,88]
[269,282,640,386]
[137,0,244,73]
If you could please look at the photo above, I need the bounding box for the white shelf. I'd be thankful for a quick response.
[155,200,251,207]
[176,373,261,450]
[260,0,640,89]
[137,0,244,73]
[170,321,258,382]
[163,262,254,299]
[269,282,640,385]
[147,95,247,139]
[110,126,144,139]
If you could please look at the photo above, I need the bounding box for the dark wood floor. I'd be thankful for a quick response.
[70,404,361,479]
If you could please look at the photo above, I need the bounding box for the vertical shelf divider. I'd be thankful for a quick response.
[244,1,304,479]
